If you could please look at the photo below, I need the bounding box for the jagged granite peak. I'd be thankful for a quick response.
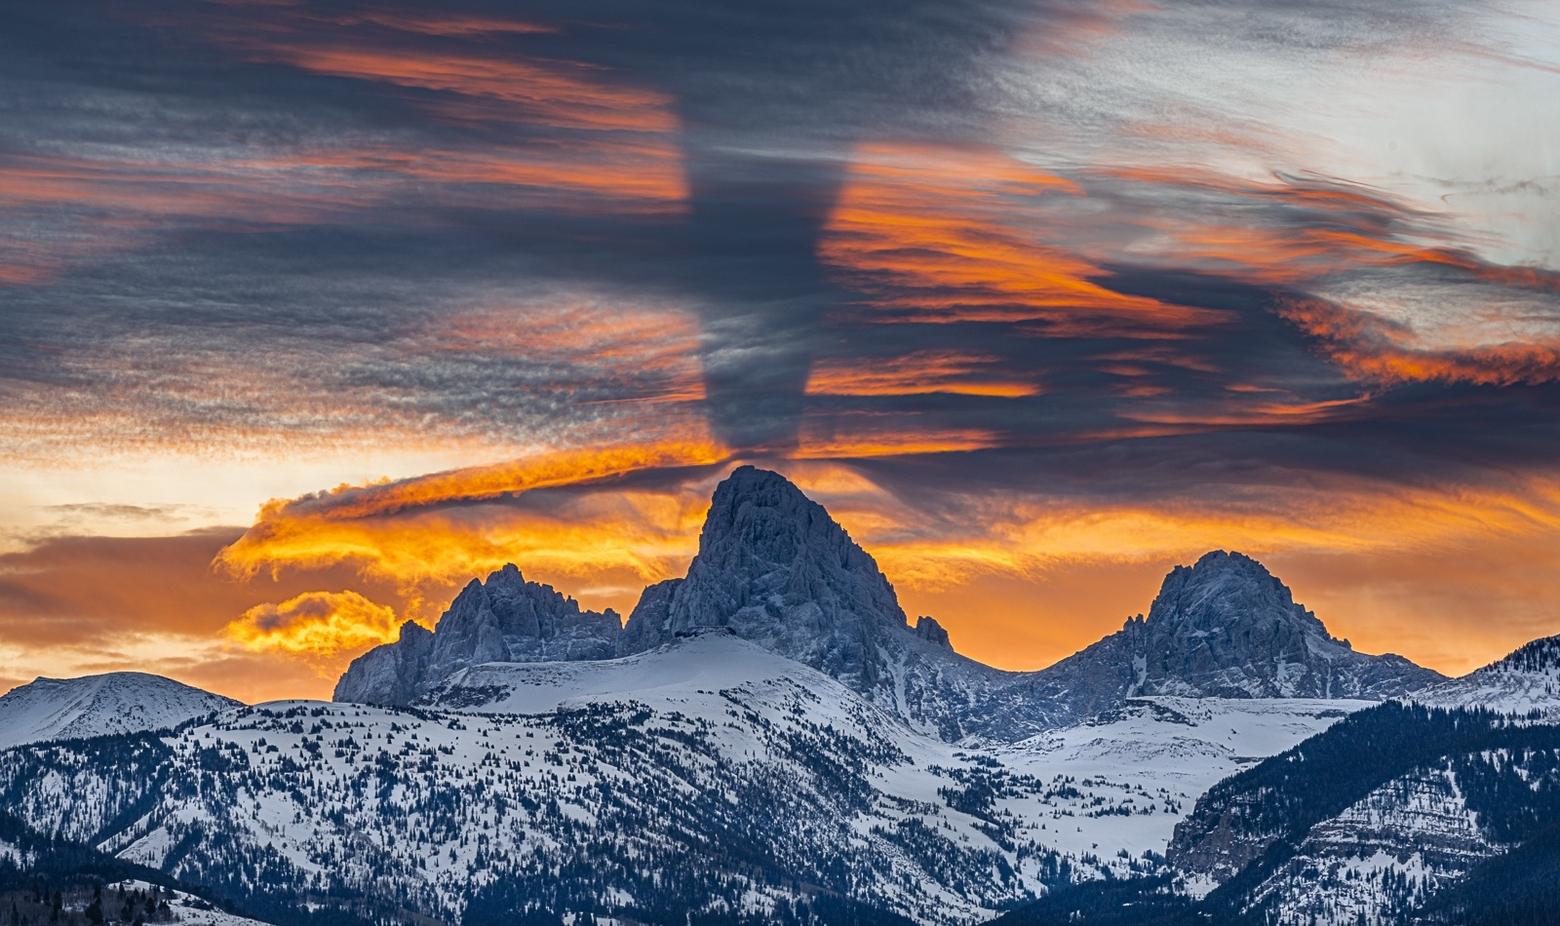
[335,563,622,705]
[0,672,238,750]
[617,467,1008,739]
[1147,550,1330,639]
[992,550,1443,725]
[332,620,434,705]
[337,471,1444,740]
[621,465,912,688]
[913,615,952,648]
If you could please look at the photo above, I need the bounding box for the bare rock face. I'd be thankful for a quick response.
[332,621,434,706]
[334,565,621,706]
[913,616,951,648]
[1003,551,1443,724]
[621,465,910,691]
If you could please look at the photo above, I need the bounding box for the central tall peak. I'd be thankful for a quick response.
[621,465,911,689]
[1147,550,1329,639]
[696,466,900,608]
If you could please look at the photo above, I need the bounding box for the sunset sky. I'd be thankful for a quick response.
[3,0,1559,702]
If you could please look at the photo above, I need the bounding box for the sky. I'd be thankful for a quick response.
[2,0,1559,702]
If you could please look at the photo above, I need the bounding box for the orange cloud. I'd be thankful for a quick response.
[1089,167,1560,298]
[242,440,729,525]
[223,590,402,657]
[315,12,558,37]
[821,143,1225,335]
[1278,297,1560,386]
[434,303,707,402]
[806,350,1039,398]
[793,420,1002,460]
[265,46,675,133]
[214,442,729,617]
[239,143,687,210]
[0,12,690,285]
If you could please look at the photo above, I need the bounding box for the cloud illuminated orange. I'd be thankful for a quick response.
[213,442,729,618]
[1278,297,1560,386]
[820,143,1225,334]
[806,350,1039,398]
[224,590,403,657]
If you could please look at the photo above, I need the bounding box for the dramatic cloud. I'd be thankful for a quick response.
[2,0,1557,692]
[224,590,403,658]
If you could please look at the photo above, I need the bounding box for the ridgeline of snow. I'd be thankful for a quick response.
[0,672,238,750]
[1414,634,1560,718]
[1,631,1366,926]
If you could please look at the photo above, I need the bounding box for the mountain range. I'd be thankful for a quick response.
[338,466,1441,738]
[2,465,1557,926]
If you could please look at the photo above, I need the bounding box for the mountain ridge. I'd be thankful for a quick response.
[4,467,1559,926]
[0,672,238,750]
[334,465,1443,741]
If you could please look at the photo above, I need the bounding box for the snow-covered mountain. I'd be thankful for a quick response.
[0,631,1365,925]
[1164,701,1560,926]
[0,672,238,750]
[338,468,1437,741]
[340,467,1009,739]
[1414,634,1560,717]
[9,466,1537,925]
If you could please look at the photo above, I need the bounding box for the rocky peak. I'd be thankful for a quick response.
[1016,550,1442,721]
[335,563,622,706]
[622,465,912,691]
[913,616,952,648]
[1147,551,1330,640]
[692,466,892,594]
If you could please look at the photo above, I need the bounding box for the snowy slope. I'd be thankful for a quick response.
[1414,634,1560,718]
[995,697,1367,866]
[0,672,238,750]
[423,630,839,715]
[111,881,274,926]
[0,634,1370,926]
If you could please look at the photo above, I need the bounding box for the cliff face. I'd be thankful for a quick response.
[334,565,621,705]
[621,465,913,691]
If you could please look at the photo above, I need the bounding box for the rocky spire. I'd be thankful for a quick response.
[621,465,911,690]
[1007,550,1443,724]
[335,564,621,706]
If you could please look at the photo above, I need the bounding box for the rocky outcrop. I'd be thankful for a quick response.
[334,565,621,706]
[913,615,951,648]
[621,465,914,691]
[997,551,1442,725]
[332,620,434,706]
